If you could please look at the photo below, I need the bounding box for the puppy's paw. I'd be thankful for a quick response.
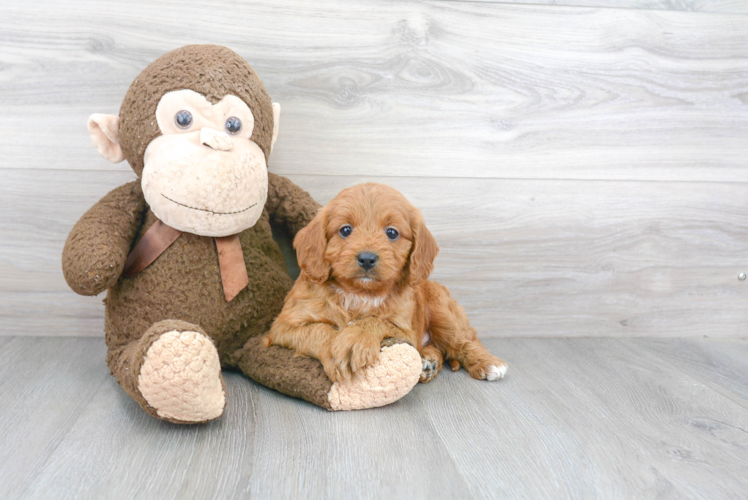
[465,357,508,381]
[419,344,443,383]
[331,326,380,382]
[458,340,508,382]
[320,355,340,382]
[485,362,508,381]
[420,358,440,383]
[349,337,381,373]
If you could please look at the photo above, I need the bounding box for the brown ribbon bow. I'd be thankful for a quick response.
[123,219,249,302]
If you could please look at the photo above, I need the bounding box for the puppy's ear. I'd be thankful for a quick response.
[294,207,331,283]
[408,210,439,285]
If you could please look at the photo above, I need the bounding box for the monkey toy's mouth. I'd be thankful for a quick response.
[161,194,256,215]
[141,137,269,237]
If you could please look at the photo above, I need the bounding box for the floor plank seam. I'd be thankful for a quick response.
[412,388,482,500]
[17,371,112,496]
[620,339,748,412]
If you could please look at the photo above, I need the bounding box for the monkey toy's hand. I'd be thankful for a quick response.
[62,181,146,296]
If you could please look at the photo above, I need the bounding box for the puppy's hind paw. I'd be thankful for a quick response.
[459,341,508,382]
[419,344,443,383]
[485,362,508,381]
[420,357,439,383]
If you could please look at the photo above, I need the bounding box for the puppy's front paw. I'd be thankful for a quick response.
[331,326,380,382]
[320,354,340,382]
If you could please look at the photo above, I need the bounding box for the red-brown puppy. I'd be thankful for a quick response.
[265,183,507,384]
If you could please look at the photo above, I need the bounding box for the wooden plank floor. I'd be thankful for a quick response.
[1,337,746,499]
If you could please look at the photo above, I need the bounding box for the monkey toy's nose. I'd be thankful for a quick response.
[357,252,378,271]
[200,127,233,151]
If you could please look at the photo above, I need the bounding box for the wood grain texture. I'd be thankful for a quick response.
[450,0,748,14]
[629,337,748,408]
[1,0,747,339]
[20,372,262,499]
[2,336,748,499]
[417,337,748,499]
[0,338,109,498]
[1,0,747,182]
[3,170,746,337]
[245,381,469,499]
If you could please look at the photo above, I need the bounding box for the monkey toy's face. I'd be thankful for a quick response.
[140,89,269,236]
[86,45,281,238]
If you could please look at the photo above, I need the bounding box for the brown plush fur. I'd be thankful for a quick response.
[265,183,507,384]
[63,173,322,420]
[62,45,334,420]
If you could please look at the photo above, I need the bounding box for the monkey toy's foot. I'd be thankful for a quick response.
[237,336,422,411]
[138,322,226,423]
[326,338,422,410]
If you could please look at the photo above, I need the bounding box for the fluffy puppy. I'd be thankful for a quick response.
[265,183,507,384]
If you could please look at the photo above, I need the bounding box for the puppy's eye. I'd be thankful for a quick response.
[339,225,353,238]
[175,110,193,129]
[385,227,399,241]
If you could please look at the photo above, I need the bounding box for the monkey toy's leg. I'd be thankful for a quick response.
[106,319,226,424]
[235,336,422,411]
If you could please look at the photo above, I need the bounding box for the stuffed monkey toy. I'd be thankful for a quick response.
[62,45,422,423]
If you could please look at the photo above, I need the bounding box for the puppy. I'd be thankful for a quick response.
[265,183,507,384]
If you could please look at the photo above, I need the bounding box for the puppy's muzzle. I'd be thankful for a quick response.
[357,252,378,271]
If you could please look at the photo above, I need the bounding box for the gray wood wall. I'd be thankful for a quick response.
[1,0,746,338]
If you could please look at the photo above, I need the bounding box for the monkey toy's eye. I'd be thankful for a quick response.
[175,110,193,129]
[339,225,352,238]
[225,116,242,135]
[385,227,399,241]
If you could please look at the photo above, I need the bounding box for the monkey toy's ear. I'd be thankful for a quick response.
[271,103,281,153]
[87,114,125,163]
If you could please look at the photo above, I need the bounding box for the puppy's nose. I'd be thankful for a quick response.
[357,252,378,271]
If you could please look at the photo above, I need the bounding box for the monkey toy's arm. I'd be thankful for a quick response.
[62,181,146,296]
[265,173,321,237]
